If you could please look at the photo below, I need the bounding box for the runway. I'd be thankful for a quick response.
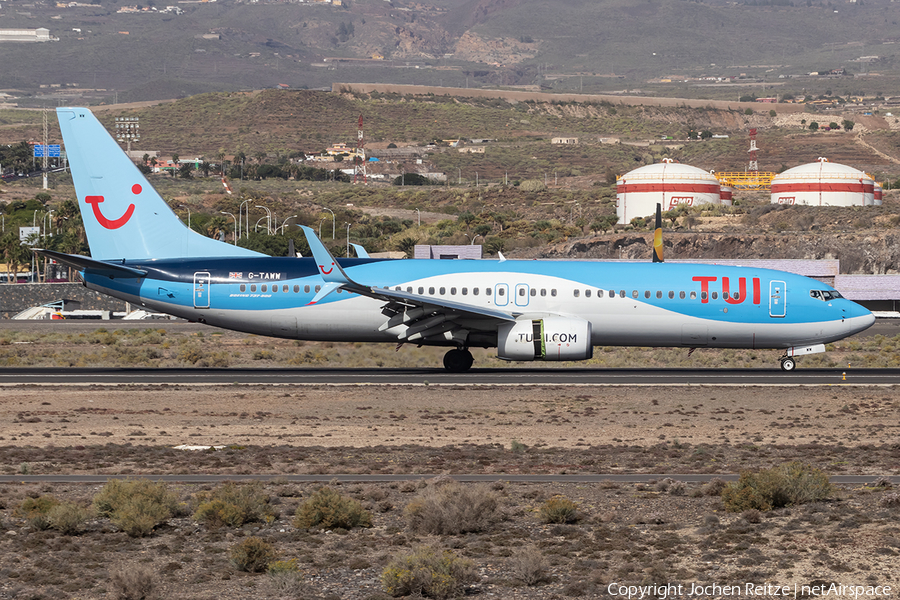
[0,366,898,385]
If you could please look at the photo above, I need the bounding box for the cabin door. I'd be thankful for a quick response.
[769,280,786,318]
[193,272,211,309]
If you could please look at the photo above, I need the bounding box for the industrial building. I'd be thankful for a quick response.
[770,158,874,207]
[616,159,721,224]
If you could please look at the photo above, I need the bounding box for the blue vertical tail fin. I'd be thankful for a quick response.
[57,107,263,260]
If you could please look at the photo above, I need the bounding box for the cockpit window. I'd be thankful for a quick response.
[810,290,842,301]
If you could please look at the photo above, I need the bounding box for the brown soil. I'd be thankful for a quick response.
[1,382,899,599]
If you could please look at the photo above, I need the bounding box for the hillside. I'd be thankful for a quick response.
[3,0,900,104]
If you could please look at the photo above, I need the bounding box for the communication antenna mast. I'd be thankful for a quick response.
[354,114,367,184]
[748,128,759,172]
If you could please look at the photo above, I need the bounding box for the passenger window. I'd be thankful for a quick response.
[486,288,492,295]
[530,288,537,297]
[632,290,638,299]
[407,287,413,293]
[585,289,591,298]
[315,285,321,292]
[668,291,674,299]
[498,288,505,296]
[690,291,697,299]
[712,292,717,300]
[679,291,685,299]
[574,289,580,298]
[551,289,557,297]
[474,288,480,296]
[462,288,468,295]
[541,289,547,297]
[304,285,310,293]
[240,284,246,292]
[262,285,267,292]
[272,285,278,293]
[598,290,604,298]
[609,290,615,298]
[251,285,257,292]
[283,285,288,293]
[429,287,435,295]
[519,288,526,296]
[701,291,707,300]
[619,290,625,298]
[656,291,662,299]
[439,287,445,295]
[451,287,457,295]
[644,291,651,299]
[293,285,299,293]
[418,287,424,294]
[723,291,729,299]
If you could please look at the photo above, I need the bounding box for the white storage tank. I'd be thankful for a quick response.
[874,183,883,206]
[770,158,874,207]
[719,185,734,207]
[616,159,721,224]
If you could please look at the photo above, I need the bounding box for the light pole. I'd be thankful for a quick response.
[276,215,297,235]
[255,205,271,235]
[219,211,237,245]
[179,205,191,230]
[415,208,420,227]
[255,217,268,232]
[318,218,327,238]
[239,198,251,239]
[323,208,335,239]
[345,222,350,257]
[457,168,461,185]
[476,171,479,187]
[470,234,483,245]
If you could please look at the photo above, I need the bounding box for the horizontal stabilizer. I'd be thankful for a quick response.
[33,249,148,278]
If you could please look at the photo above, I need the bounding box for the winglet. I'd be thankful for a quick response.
[652,203,664,263]
[299,225,353,285]
[350,243,369,258]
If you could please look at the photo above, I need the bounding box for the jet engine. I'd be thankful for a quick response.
[497,316,593,361]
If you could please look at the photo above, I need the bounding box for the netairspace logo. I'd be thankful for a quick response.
[606,582,893,599]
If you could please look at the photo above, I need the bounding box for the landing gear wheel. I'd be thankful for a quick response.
[780,357,796,372]
[443,349,474,373]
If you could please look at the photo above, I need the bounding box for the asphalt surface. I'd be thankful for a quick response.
[0,366,897,385]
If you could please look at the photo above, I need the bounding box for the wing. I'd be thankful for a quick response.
[299,226,515,344]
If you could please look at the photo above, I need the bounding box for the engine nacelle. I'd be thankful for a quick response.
[497,316,593,362]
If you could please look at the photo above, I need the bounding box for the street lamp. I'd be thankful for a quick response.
[415,208,420,227]
[255,205,271,235]
[239,198,252,239]
[276,215,297,235]
[345,222,350,257]
[219,211,237,245]
[178,204,191,230]
[318,217,327,238]
[323,208,335,239]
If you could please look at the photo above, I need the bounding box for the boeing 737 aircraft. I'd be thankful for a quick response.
[39,107,875,372]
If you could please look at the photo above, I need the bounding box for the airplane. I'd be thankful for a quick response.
[38,107,875,372]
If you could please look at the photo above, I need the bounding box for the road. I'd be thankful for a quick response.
[0,366,897,385]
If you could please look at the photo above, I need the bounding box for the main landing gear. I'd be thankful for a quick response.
[779,357,796,372]
[443,348,474,373]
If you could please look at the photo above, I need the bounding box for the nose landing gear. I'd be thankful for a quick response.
[779,357,796,372]
[443,348,474,372]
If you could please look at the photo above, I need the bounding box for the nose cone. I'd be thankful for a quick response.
[845,301,875,335]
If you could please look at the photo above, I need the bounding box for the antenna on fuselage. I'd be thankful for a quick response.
[652,202,664,263]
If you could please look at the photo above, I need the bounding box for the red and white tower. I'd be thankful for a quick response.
[748,128,759,172]
[354,114,367,184]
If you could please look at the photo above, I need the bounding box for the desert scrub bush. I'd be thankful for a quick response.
[507,545,551,586]
[93,479,179,537]
[15,495,60,530]
[722,462,833,512]
[229,536,278,573]
[47,501,92,535]
[382,544,478,599]
[293,486,373,530]
[881,492,900,508]
[194,481,273,528]
[405,482,500,535]
[265,559,309,597]
[539,495,579,524]
[109,563,158,600]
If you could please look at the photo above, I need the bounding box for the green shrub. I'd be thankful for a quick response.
[16,495,60,530]
[94,479,178,537]
[722,462,833,512]
[109,563,157,600]
[194,481,272,528]
[293,486,372,530]
[539,495,579,524]
[518,179,545,192]
[404,482,500,535]
[382,544,478,599]
[48,502,92,535]
[229,536,278,573]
